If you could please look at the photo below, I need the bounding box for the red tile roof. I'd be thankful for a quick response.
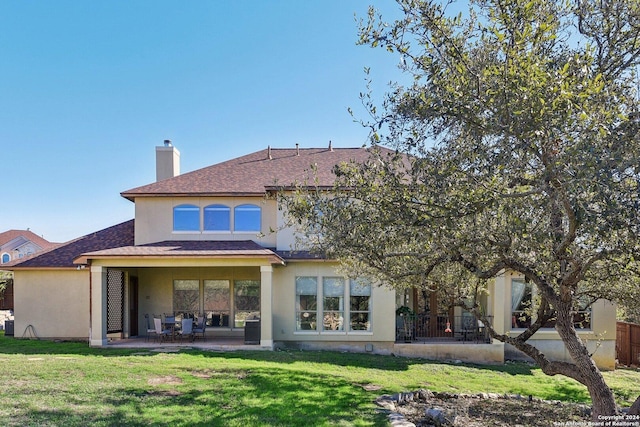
[6,220,135,269]
[0,229,58,249]
[121,146,395,200]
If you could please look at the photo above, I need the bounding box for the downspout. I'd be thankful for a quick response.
[88,261,92,344]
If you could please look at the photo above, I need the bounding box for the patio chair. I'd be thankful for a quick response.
[144,314,156,342]
[178,317,194,342]
[193,315,206,342]
[153,317,172,343]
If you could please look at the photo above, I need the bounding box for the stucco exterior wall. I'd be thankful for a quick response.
[13,269,89,339]
[134,196,278,247]
[271,261,397,344]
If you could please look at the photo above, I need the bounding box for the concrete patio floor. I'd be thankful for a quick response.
[106,335,271,352]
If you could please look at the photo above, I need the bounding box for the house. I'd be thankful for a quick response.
[0,229,57,266]
[6,141,617,369]
[0,229,57,316]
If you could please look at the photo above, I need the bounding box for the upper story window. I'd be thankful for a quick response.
[234,204,261,232]
[173,204,200,231]
[204,204,231,231]
[1,253,9,264]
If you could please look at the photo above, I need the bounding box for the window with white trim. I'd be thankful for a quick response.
[234,204,261,232]
[511,278,591,330]
[295,276,318,330]
[511,279,532,329]
[204,204,231,231]
[322,277,345,331]
[1,253,9,264]
[173,204,200,231]
[349,279,371,331]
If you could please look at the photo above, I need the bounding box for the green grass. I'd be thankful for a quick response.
[0,333,638,426]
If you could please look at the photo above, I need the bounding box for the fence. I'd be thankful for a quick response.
[396,314,493,343]
[616,321,640,367]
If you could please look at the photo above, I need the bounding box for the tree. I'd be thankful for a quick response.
[282,0,640,418]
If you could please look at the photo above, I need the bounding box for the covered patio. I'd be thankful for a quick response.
[74,241,285,349]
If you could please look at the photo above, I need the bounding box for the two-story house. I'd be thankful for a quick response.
[6,142,617,368]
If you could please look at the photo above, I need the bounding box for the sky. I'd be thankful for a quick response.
[0,1,406,243]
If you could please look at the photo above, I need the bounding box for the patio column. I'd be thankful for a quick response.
[89,265,108,347]
[260,265,273,348]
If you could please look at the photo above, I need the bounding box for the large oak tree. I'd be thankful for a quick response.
[282,0,640,418]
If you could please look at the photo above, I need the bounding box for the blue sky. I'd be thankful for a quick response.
[0,1,405,243]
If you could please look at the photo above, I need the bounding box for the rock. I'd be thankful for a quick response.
[425,407,446,426]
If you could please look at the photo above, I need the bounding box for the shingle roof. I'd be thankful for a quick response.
[121,146,394,200]
[76,240,284,265]
[6,220,135,269]
[0,229,58,249]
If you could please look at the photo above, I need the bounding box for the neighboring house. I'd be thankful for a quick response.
[0,229,57,266]
[6,141,617,369]
[0,230,57,311]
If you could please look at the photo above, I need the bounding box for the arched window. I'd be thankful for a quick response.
[1,253,10,264]
[173,204,200,231]
[234,204,261,232]
[204,204,231,231]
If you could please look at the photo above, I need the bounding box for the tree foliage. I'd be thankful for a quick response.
[282,0,640,417]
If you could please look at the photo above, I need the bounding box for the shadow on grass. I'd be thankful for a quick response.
[0,333,541,376]
[13,366,389,426]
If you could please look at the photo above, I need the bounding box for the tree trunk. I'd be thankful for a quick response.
[629,396,640,416]
[555,300,618,418]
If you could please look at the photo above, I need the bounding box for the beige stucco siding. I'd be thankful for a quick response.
[134,196,278,246]
[14,270,89,339]
[271,261,396,344]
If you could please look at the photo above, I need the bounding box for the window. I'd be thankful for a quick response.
[204,280,230,327]
[511,279,532,329]
[234,204,261,232]
[542,298,592,330]
[1,253,9,264]
[234,280,260,327]
[173,280,200,314]
[323,277,345,331]
[204,204,230,231]
[296,277,318,330]
[173,204,200,231]
[350,279,371,331]
[511,278,592,330]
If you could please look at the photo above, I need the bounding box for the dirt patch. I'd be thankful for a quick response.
[147,375,183,386]
[378,390,591,426]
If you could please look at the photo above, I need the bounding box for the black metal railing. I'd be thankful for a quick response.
[396,314,493,343]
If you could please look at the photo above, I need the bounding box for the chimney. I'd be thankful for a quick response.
[295,143,299,156]
[328,140,333,152]
[156,139,180,181]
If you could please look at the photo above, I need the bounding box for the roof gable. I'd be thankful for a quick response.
[121,146,395,200]
[0,229,57,250]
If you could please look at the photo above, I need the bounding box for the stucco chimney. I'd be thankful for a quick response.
[156,140,180,181]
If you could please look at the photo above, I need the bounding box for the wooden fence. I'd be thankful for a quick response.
[617,321,640,367]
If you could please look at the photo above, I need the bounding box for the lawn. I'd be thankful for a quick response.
[0,333,638,426]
